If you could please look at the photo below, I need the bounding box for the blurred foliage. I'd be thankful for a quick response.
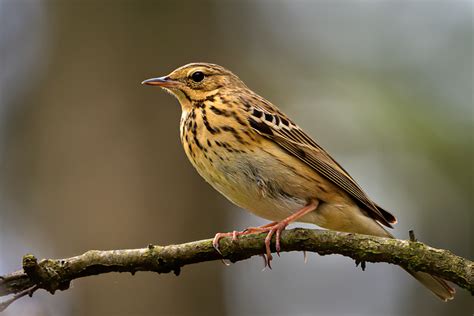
[0,1,472,315]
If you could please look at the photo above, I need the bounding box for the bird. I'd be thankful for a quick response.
[142,62,455,301]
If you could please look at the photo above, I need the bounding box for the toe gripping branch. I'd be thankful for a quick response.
[212,200,320,268]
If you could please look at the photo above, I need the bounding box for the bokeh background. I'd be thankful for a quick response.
[0,1,472,315]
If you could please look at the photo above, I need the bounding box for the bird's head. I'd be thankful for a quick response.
[142,63,246,109]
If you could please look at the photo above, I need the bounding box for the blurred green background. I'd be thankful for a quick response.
[0,1,472,315]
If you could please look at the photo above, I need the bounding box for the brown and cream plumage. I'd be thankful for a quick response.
[142,62,455,301]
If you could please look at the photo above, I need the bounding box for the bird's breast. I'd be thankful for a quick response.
[180,106,328,221]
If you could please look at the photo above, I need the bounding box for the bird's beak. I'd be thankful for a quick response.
[141,76,181,88]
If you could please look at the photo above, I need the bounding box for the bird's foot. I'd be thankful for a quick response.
[212,222,277,255]
[213,200,319,268]
[211,220,299,269]
[262,221,289,268]
[212,224,279,268]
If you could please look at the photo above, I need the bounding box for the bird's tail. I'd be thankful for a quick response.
[405,269,455,301]
[315,205,455,300]
[374,223,455,301]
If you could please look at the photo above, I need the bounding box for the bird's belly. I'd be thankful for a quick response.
[211,176,307,222]
[188,144,318,222]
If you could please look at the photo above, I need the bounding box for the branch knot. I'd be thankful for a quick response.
[22,254,70,294]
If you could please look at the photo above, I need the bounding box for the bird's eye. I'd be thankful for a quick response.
[191,71,205,82]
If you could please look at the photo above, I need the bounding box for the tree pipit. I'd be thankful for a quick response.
[142,63,455,301]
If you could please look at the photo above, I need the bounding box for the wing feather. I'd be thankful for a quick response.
[246,98,396,227]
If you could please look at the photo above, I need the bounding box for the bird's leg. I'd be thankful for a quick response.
[242,221,278,233]
[212,222,278,255]
[262,200,319,267]
[213,200,319,268]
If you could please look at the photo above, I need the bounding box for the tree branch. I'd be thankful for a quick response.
[0,228,472,310]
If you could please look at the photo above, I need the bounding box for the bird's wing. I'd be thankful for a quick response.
[246,96,396,227]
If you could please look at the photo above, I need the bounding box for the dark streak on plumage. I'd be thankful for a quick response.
[264,113,273,123]
[248,117,273,136]
[206,94,215,102]
[216,140,242,154]
[201,108,220,134]
[221,126,237,133]
[181,90,192,102]
[191,121,197,137]
[210,105,232,118]
[231,111,247,126]
[189,93,217,104]
[317,184,329,194]
[210,105,224,116]
[243,130,256,142]
[194,137,204,151]
[185,115,193,130]
[296,147,306,158]
[252,109,263,118]
[236,95,251,110]
[221,125,247,145]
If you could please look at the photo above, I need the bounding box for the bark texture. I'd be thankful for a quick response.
[0,228,472,311]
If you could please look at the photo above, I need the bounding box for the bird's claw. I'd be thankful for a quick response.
[213,232,225,255]
[213,220,290,270]
[213,230,246,266]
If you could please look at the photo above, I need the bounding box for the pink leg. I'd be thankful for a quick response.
[243,222,278,233]
[213,200,319,267]
[212,222,278,255]
[262,200,319,267]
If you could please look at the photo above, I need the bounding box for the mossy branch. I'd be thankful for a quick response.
[0,228,472,311]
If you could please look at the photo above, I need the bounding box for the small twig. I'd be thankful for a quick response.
[0,285,38,312]
[355,259,367,271]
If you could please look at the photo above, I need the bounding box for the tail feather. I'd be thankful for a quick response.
[406,270,455,301]
[354,215,455,301]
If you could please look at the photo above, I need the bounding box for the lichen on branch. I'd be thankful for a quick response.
[0,228,472,311]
